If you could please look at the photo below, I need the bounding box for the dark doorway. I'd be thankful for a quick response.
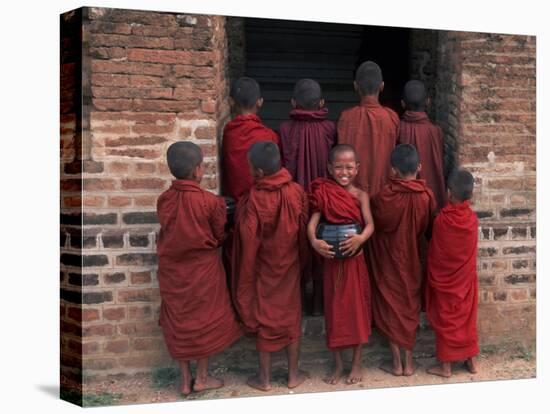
[243,18,410,130]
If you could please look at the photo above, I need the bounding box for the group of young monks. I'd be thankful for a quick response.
[155,61,480,396]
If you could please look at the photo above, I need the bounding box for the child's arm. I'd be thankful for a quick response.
[307,211,335,259]
[340,190,375,257]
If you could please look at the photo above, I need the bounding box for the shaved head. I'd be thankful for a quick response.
[448,169,474,202]
[329,144,358,164]
[230,77,261,109]
[293,78,322,110]
[247,141,281,176]
[355,61,383,96]
[403,80,427,111]
[391,144,419,176]
[167,141,203,179]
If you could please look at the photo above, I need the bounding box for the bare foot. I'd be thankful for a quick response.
[345,366,363,384]
[403,360,418,376]
[180,379,192,396]
[288,370,309,389]
[323,364,343,385]
[246,376,271,392]
[465,358,478,374]
[379,360,403,376]
[426,363,451,378]
[193,376,224,392]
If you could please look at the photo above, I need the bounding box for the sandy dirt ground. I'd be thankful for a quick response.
[76,334,536,407]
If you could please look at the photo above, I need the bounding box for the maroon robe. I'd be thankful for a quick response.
[222,114,280,201]
[157,180,242,360]
[279,107,336,190]
[232,168,308,352]
[426,201,479,362]
[368,178,436,350]
[398,111,446,209]
[337,96,399,195]
[310,178,372,349]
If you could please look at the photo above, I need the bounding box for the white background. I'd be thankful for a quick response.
[0,0,547,412]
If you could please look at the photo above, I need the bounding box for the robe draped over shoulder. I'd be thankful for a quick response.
[368,178,436,350]
[426,201,479,362]
[398,111,446,210]
[157,180,242,360]
[337,96,399,195]
[232,168,308,352]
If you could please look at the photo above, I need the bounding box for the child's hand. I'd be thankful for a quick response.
[339,233,365,257]
[312,238,335,259]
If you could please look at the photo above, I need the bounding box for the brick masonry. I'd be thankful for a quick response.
[61,7,536,382]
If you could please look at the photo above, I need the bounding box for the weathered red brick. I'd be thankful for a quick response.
[82,178,117,191]
[121,178,165,190]
[106,161,130,174]
[133,98,200,112]
[108,196,132,207]
[128,305,153,320]
[117,321,161,336]
[105,136,167,147]
[103,307,126,321]
[129,75,164,87]
[94,98,133,111]
[82,323,115,337]
[106,148,161,159]
[134,195,157,207]
[92,73,130,87]
[132,123,174,135]
[131,25,176,37]
[68,307,101,323]
[135,163,156,174]
[104,339,130,354]
[118,288,160,303]
[93,86,173,100]
[91,59,168,76]
[130,271,152,285]
[82,196,105,207]
[201,100,216,114]
[194,126,216,139]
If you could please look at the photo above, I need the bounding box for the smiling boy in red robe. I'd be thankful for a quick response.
[398,80,446,209]
[426,169,479,378]
[157,142,242,395]
[337,61,399,196]
[308,144,375,385]
[280,78,336,315]
[368,144,436,376]
[232,141,309,391]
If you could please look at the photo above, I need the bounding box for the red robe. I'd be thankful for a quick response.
[156,180,242,360]
[232,168,308,352]
[368,178,436,350]
[310,178,372,349]
[398,111,446,210]
[337,96,399,195]
[279,108,336,191]
[222,114,280,201]
[426,201,479,362]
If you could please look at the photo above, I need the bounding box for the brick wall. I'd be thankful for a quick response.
[60,7,230,383]
[453,32,536,344]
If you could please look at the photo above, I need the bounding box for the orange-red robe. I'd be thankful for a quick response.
[337,96,399,195]
[309,178,372,349]
[398,111,446,210]
[222,114,280,201]
[279,107,336,191]
[426,201,479,362]
[368,178,436,350]
[231,168,308,352]
[156,180,242,360]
